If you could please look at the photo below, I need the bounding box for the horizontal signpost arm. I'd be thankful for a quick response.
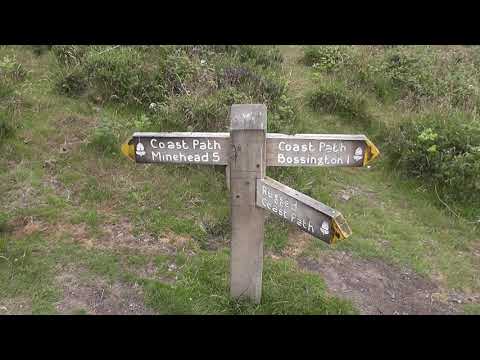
[121,132,232,165]
[265,133,380,167]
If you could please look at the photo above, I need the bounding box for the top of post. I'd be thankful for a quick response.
[229,104,267,131]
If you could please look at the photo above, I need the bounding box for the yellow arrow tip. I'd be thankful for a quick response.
[331,213,352,244]
[121,140,135,161]
[364,139,380,166]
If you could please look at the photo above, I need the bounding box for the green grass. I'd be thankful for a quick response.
[463,304,480,315]
[0,233,60,314]
[142,249,356,314]
[0,45,479,314]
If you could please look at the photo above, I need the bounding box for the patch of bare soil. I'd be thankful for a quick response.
[297,251,461,315]
[53,114,96,151]
[335,184,382,206]
[128,260,179,285]
[11,216,48,238]
[55,267,155,315]
[98,219,196,255]
[281,232,311,258]
[55,218,196,256]
[0,297,32,315]
[5,185,43,210]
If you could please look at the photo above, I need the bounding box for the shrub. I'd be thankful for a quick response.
[82,47,167,106]
[384,111,480,205]
[50,45,297,133]
[301,46,352,72]
[149,87,251,132]
[53,66,88,96]
[175,93,230,131]
[215,61,287,108]
[161,49,199,96]
[378,49,437,99]
[301,46,480,113]
[307,80,370,123]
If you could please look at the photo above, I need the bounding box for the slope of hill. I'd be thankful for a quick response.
[0,45,478,314]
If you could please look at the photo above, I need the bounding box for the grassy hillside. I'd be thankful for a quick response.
[0,45,479,314]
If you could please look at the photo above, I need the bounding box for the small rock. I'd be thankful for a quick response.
[341,194,351,201]
[43,159,57,169]
[168,264,177,272]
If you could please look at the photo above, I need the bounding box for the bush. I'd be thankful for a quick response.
[307,80,370,123]
[83,47,167,105]
[161,49,200,96]
[301,46,352,72]
[376,49,437,100]
[53,66,88,96]
[51,46,297,133]
[304,46,480,112]
[214,58,289,110]
[384,111,480,205]
[149,87,251,132]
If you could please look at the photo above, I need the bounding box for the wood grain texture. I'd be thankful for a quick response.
[257,177,339,243]
[229,105,266,304]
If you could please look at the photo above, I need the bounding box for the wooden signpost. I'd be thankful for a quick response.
[122,104,379,304]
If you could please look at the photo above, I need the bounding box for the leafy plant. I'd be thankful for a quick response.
[301,46,352,72]
[307,80,370,123]
[384,111,480,205]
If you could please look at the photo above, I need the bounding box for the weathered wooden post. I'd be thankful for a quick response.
[229,104,266,303]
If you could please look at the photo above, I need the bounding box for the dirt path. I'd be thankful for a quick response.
[298,250,460,315]
[55,267,155,315]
